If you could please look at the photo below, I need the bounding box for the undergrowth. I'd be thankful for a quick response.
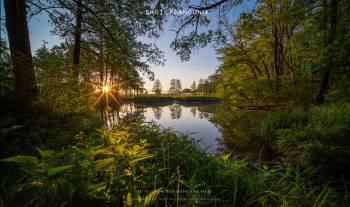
[1,120,347,206]
[261,103,350,181]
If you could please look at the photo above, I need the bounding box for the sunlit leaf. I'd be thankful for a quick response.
[47,164,74,177]
[144,188,163,206]
[126,192,132,206]
[95,157,115,171]
[0,125,22,136]
[92,149,114,156]
[221,153,231,161]
[36,147,54,159]
[1,155,39,166]
[129,155,154,165]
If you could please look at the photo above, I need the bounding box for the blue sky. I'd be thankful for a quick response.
[0,0,256,92]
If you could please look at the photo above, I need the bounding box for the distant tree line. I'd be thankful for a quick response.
[190,74,218,95]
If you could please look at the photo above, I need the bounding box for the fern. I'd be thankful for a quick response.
[144,188,163,206]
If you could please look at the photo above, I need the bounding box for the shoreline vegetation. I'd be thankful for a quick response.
[1,106,348,206]
[1,99,349,206]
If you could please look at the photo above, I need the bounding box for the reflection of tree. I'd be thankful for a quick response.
[203,112,209,119]
[169,104,182,119]
[198,112,204,119]
[152,107,163,120]
[101,103,146,125]
[196,102,274,161]
[190,107,196,117]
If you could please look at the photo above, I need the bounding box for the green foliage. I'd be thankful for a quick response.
[33,44,95,114]
[261,104,350,177]
[212,0,350,105]
[0,39,13,95]
[1,121,346,206]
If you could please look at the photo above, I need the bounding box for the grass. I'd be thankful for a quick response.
[1,119,347,206]
[260,103,350,180]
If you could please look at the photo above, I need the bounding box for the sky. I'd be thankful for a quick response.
[0,0,256,92]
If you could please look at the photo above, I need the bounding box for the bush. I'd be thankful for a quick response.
[261,104,350,178]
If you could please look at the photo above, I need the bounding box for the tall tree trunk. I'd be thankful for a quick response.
[99,29,105,84]
[316,0,337,104]
[273,24,281,92]
[5,0,38,109]
[73,0,82,84]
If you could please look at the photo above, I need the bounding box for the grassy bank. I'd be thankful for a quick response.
[1,118,348,206]
[260,103,350,180]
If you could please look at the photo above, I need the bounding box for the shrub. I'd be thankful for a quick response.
[261,104,350,178]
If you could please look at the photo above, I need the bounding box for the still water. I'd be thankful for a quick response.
[102,102,273,160]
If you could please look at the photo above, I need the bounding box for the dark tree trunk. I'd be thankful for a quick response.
[316,0,337,104]
[73,0,82,83]
[5,0,38,109]
[99,29,105,84]
[273,24,281,92]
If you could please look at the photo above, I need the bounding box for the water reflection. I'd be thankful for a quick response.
[102,102,276,161]
[169,104,182,119]
[190,107,196,117]
[152,107,163,120]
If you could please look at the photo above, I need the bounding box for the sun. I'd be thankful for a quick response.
[83,80,126,107]
[102,85,109,93]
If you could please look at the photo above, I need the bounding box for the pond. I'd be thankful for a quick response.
[101,102,275,161]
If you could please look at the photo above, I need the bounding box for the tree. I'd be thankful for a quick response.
[203,79,209,94]
[190,81,196,94]
[316,0,338,103]
[198,79,204,94]
[152,79,162,95]
[5,0,38,109]
[170,0,242,61]
[43,0,179,86]
[169,79,177,94]
[72,0,82,83]
[182,88,192,93]
[175,79,182,95]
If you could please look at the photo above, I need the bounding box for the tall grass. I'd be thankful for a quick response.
[260,103,350,180]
